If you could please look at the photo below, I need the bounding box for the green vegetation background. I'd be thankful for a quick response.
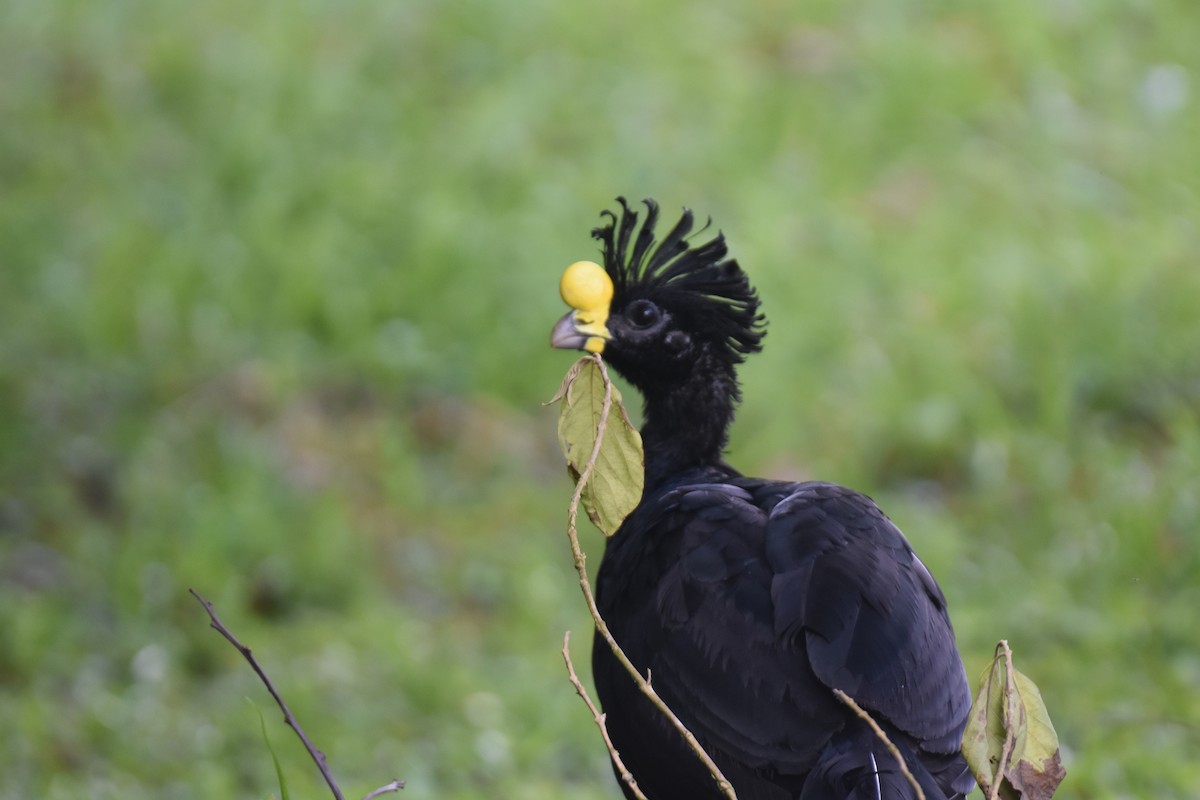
[2,1,1197,797]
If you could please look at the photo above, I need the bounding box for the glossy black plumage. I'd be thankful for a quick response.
[564,199,973,800]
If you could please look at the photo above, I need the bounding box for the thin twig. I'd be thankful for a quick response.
[565,354,738,800]
[833,689,926,800]
[988,640,1017,800]
[362,781,406,800]
[562,631,648,800]
[189,589,405,800]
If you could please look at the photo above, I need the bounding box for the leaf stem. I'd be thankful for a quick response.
[564,354,738,800]
[562,631,648,800]
[833,689,925,800]
[988,640,1016,800]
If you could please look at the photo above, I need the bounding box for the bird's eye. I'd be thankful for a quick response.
[627,300,660,329]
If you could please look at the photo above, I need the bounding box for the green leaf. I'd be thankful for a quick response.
[249,698,291,800]
[551,356,644,536]
[962,642,1066,800]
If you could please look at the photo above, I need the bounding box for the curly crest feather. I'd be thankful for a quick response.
[592,198,766,363]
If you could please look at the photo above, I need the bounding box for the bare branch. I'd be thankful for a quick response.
[564,354,738,800]
[562,631,648,800]
[189,588,404,800]
[833,689,925,800]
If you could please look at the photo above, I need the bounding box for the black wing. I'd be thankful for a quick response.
[593,479,971,800]
[764,482,971,751]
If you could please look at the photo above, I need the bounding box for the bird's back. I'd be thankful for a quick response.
[592,471,973,800]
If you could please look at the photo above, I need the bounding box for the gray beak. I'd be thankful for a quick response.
[550,310,590,350]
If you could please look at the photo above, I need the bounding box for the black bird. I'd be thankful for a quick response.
[550,199,974,800]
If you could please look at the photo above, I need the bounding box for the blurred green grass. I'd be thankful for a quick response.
[2,0,1198,797]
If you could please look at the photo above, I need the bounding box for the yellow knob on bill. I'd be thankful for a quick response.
[553,260,613,354]
[560,261,613,313]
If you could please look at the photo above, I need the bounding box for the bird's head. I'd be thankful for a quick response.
[551,198,766,392]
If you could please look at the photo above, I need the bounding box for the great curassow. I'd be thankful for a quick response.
[550,199,975,800]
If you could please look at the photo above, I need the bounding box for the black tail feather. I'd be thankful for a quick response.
[798,722,971,800]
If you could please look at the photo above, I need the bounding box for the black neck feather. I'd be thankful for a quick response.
[637,351,740,488]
